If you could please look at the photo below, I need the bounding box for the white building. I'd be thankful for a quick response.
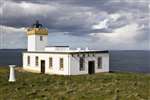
[23,21,109,75]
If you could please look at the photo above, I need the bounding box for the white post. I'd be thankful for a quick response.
[9,65,16,82]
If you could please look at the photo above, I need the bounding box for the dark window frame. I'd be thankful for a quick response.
[40,36,43,41]
[80,57,85,71]
[60,58,64,70]
[49,57,53,69]
[35,56,39,66]
[27,56,30,65]
[97,57,102,69]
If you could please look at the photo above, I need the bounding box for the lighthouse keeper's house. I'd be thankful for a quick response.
[23,21,109,75]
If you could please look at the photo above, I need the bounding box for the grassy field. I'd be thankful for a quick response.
[0,67,149,100]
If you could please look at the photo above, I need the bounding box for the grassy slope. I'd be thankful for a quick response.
[0,67,149,100]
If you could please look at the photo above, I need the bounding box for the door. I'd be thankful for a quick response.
[41,60,45,74]
[88,61,95,74]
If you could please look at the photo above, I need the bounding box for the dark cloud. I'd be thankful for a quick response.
[1,0,148,30]
[0,0,149,49]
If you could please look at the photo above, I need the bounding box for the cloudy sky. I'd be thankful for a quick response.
[0,0,149,50]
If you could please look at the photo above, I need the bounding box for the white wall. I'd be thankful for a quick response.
[23,53,70,75]
[95,54,109,73]
[23,52,109,75]
[23,53,41,73]
[69,53,109,75]
[28,35,36,51]
[28,35,48,51]
[45,47,70,51]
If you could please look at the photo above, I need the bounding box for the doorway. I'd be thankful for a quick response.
[88,61,95,74]
[41,60,45,74]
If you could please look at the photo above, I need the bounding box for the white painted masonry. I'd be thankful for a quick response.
[23,21,109,75]
[45,46,70,51]
[23,53,70,75]
[69,53,109,75]
[28,35,48,51]
[23,51,109,75]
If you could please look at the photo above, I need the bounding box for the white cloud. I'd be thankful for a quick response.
[92,13,121,30]
[0,25,26,48]
[2,1,57,17]
[110,13,121,21]
[92,19,109,29]
[91,23,139,41]
[0,25,25,33]
[89,23,149,50]
[0,0,4,16]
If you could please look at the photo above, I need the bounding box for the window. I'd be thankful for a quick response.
[80,57,85,71]
[60,58,64,70]
[49,57,53,68]
[98,57,102,69]
[40,36,43,41]
[27,56,30,65]
[35,56,39,66]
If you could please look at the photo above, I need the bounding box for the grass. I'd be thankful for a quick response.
[0,67,149,100]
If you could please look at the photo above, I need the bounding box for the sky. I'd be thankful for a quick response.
[0,0,150,50]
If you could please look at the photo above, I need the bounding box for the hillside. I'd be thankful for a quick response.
[0,67,149,100]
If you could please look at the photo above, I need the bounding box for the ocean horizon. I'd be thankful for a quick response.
[0,49,149,73]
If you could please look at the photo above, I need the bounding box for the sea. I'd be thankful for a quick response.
[0,49,149,73]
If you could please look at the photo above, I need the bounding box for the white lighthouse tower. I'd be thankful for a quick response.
[27,20,48,51]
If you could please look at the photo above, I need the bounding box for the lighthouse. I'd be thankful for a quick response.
[23,21,109,75]
[27,20,48,51]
